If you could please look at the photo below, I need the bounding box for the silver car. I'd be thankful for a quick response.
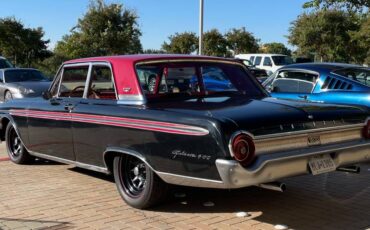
[0,68,51,102]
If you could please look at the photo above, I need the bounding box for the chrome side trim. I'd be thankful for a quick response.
[156,171,224,188]
[28,151,109,174]
[117,94,146,105]
[254,123,365,140]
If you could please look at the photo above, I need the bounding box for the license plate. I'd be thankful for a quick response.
[308,155,336,175]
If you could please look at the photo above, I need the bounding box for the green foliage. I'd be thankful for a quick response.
[225,27,260,55]
[303,0,369,12]
[0,17,51,67]
[350,15,370,65]
[161,32,198,54]
[54,0,142,60]
[288,9,368,63]
[203,29,229,57]
[262,43,292,55]
[142,49,166,54]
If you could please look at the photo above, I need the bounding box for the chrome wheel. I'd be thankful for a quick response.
[148,77,156,93]
[5,123,33,164]
[4,91,12,102]
[122,156,147,197]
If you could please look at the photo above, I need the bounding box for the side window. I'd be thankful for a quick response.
[88,65,116,100]
[250,56,255,63]
[263,57,272,66]
[254,56,262,65]
[271,71,318,93]
[0,71,3,82]
[58,66,89,98]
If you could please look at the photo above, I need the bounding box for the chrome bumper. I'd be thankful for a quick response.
[215,140,370,189]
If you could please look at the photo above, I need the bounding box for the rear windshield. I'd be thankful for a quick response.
[272,56,293,66]
[333,67,370,86]
[5,69,49,83]
[0,59,13,69]
[135,61,265,100]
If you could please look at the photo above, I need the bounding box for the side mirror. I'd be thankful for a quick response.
[42,91,52,100]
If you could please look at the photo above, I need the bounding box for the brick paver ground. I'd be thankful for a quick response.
[0,144,370,229]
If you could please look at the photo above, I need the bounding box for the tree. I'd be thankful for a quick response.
[0,17,50,66]
[161,32,198,54]
[303,0,370,12]
[225,27,259,55]
[262,43,291,55]
[54,0,142,59]
[288,10,364,63]
[203,29,229,57]
[350,15,370,65]
[142,49,166,54]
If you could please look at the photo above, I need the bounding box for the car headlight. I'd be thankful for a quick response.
[19,87,35,94]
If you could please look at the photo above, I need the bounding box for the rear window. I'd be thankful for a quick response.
[332,68,370,86]
[136,61,265,100]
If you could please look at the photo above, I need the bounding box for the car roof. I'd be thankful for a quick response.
[281,62,366,72]
[236,54,288,57]
[64,54,236,65]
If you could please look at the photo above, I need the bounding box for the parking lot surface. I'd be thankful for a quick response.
[0,143,370,230]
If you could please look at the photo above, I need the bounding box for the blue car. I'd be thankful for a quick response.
[262,63,370,107]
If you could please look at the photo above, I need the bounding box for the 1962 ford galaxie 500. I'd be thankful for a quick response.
[1,55,370,209]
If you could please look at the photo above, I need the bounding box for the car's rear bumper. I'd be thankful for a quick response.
[215,140,370,189]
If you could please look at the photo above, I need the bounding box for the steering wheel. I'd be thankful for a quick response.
[69,85,99,99]
[69,86,85,97]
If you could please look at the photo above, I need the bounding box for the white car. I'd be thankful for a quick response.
[235,53,293,75]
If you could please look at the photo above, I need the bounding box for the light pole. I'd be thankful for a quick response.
[199,0,204,55]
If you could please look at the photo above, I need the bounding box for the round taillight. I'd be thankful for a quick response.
[229,132,255,166]
[363,120,370,139]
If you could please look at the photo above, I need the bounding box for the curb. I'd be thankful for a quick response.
[0,157,9,162]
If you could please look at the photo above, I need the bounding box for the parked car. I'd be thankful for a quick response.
[235,53,293,75]
[1,55,370,209]
[236,58,269,82]
[262,63,370,107]
[0,68,51,102]
[0,56,13,69]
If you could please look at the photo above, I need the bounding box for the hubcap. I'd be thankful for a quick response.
[121,156,147,197]
[8,127,22,158]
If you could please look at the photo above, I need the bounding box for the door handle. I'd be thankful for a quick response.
[64,103,75,111]
[50,98,62,105]
[299,95,308,100]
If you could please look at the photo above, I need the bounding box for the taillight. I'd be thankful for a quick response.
[229,132,255,166]
[363,120,370,139]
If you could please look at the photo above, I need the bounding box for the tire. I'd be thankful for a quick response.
[113,155,168,209]
[4,91,12,102]
[5,123,33,164]
[147,76,156,93]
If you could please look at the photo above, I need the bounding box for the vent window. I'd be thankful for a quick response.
[321,76,352,90]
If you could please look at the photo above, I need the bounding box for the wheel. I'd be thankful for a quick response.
[5,123,33,164]
[113,155,168,209]
[4,91,12,102]
[147,76,157,93]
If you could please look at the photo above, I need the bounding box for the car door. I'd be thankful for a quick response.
[27,63,90,160]
[267,69,319,101]
[71,62,119,168]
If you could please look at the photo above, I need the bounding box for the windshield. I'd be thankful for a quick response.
[5,69,49,83]
[136,61,266,101]
[271,56,293,66]
[333,67,370,86]
[0,59,13,69]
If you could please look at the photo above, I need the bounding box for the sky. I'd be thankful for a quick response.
[0,0,309,51]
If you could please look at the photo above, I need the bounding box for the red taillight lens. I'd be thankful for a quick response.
[230,133,255,166]
[363,120,370,139]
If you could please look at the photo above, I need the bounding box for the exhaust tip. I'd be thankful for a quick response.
[258,182,286,192]
[337,165,360,174]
